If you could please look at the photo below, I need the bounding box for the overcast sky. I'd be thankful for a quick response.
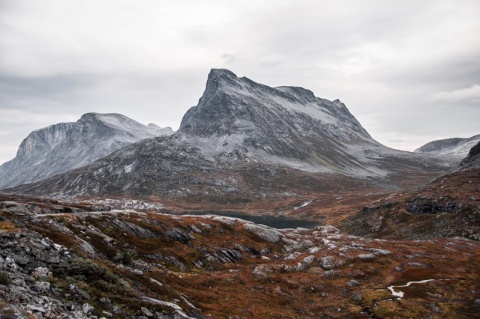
[1,0,479,165]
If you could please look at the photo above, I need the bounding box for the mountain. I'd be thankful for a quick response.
[0,113,173,189]
[415,134,480,157]
[342,141,480,241]
[4,69,455,200]
[178,69,376,174]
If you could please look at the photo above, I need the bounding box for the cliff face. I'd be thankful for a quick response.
[459,140,480,169]
[0,113,173,189]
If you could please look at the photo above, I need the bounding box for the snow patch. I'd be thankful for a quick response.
[124,163,135,173]
[294,201,312,210]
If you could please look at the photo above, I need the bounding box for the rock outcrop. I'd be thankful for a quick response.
[459,141,480,169]
[341,153,480,242]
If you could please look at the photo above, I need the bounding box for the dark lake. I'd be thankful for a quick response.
[182,211,322,229]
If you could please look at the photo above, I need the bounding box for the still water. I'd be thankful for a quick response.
[183,211,322,229]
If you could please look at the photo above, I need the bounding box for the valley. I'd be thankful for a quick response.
[0,69,479,318]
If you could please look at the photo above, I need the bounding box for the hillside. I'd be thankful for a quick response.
[415,134,480,158]
[341,142,480,241]
[0,195,479,318]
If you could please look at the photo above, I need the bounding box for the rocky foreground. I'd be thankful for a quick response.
[0,196,479,318]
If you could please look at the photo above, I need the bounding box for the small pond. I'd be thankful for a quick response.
[182,211,322,229]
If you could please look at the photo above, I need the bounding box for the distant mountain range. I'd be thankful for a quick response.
[415,134,480,157]
[0,113,173,189]
[2,69,458,200]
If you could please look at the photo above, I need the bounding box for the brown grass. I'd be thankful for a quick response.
[0,221,17,231]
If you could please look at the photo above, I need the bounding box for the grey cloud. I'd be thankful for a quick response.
[429,84,480,106]
[221,54,236,65]
[260,54,287,67]
[0,0,479,163]
[0,75,92,100]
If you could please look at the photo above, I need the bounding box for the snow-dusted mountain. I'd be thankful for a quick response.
[459,141,480,170]
[178,69,377,174]
[415,134,480,158]
[177,69,452,177]
[5,69,454,199]
[0,113,173,188]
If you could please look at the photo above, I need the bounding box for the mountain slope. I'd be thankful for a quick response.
[4,69,455,199]
[415,134,480,157]
[342,142,480,241]
[0,113,173,189]
[459,141,480,169]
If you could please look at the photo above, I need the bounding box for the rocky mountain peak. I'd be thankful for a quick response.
[207,68,238,82]
[78,112,122,126]
[0,113,172,189]
[459,141,480,169]
[200,69,241,101]
[79,112,100,120]
[78,112,140,130]
[179,68,371,143]
[15,122,75,161]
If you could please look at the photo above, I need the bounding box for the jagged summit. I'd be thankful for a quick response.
[207,68,238,82]
[0,113,173,189]
[177,68,379,176]
[79,112,175,137]
[4,69,454,199]
[197,69,242,102]
[180,69,370,146]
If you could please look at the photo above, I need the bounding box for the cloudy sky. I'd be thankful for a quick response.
[1,0,479,164]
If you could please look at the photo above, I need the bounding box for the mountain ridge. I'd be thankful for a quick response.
[3,69,456,199]
[341,141,480,241]
[415,134,480,157]
[0,113,173,189]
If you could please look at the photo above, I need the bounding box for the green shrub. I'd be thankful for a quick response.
[122,250,133,265]
[94,279,118,293]
[0,271,10,286]
[55,258,119,284]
